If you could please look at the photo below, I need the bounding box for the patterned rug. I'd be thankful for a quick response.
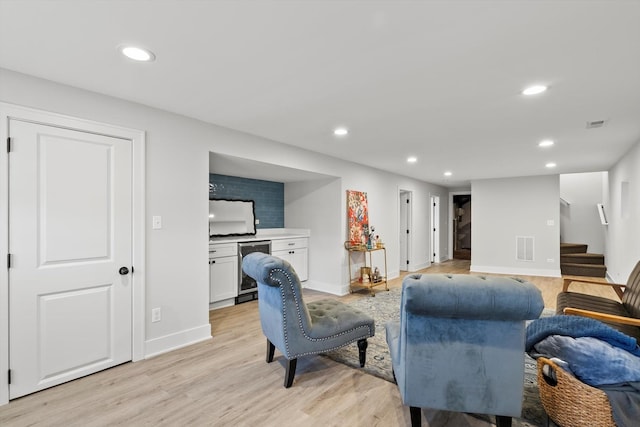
[322,287,552,427]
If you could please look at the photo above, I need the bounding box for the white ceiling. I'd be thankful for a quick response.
[2,1,640,187]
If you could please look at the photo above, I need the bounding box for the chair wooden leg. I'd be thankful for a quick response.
[409,407,421,427]
[495,415,512,427]
[266,339,275,363]
[357,338,368,367]
[284,358,297,388]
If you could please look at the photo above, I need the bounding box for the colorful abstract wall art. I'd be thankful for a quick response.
[347,190,369,246]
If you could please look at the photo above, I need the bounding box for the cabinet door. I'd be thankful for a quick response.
[290,247,308,281]
[273,248,308,282]
[209,256,238,303]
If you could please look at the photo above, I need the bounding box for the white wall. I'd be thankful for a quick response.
[284,178,343,294]
[0,68,448,358]
[605,139,640,283]
[471,175,561,276]
[559,172,607,254]
[334,166,447,292]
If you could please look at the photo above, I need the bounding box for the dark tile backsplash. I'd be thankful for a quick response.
[209,174,284,229]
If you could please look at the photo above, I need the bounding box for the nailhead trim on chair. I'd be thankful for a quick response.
[269,268,373,359]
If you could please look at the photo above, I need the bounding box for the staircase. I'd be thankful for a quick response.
[560,243,606,278]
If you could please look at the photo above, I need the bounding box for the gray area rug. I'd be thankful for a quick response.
[322,287,552,427]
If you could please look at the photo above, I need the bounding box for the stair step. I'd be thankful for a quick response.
[560,262,607,278]
[560,253,605,265]
[560,243,588,254]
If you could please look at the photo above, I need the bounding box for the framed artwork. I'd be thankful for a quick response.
[347,190,369,245]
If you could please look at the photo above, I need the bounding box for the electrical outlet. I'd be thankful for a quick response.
[151,307,161,323]
[255,219,260,225]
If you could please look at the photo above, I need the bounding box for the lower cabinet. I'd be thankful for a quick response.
[208,236,309,308]
[272,238,308,281]
[209,244,238,303]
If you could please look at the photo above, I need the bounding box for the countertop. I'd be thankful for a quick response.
[209,228,310,245]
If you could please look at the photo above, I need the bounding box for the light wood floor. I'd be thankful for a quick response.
[0,260,619,427]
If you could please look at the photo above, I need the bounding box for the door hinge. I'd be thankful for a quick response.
[7,369,11,385]
[6,137,11,153]
[7,253,11,269]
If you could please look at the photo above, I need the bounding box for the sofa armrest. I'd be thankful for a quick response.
[563,307,640,327]
[562,276,625,300]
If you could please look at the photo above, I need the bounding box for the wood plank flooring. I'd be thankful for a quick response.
[0,260,620,426]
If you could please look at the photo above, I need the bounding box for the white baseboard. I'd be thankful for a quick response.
[412,262,430,271]
[144,323,212,359]
[303,279,348,296]
[471,265,562,278]
[209,298,235,310]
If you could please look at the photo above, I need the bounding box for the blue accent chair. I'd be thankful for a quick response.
[386,274,544,427]
[241,252,375,388]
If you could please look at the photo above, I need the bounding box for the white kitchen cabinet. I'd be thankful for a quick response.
[272,237,308,281]
[209,243,238,304]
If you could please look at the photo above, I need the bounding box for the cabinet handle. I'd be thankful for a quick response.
[211,260,216,264]
[288,243,295,246]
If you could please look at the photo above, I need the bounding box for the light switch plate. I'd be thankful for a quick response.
[152,216,162,229]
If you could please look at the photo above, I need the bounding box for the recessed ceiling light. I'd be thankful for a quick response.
[522,85,547,96]
[333,127,348,136]
[120,45,156,62]
[444,171,452,177]
[539,139,555,147]
[407,156,417,163]
[545,162,557,168]
[586,119,607,129]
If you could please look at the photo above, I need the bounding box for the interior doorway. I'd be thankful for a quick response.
[452,194,471,260]
[1,103,146,405]
[430,195,440,263]
[399,190,412,271]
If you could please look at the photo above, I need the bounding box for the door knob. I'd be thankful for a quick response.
[119,266,130,275]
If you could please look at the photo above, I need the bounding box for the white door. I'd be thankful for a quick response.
[8,119,133,399]
[430,196,440,263]
[399,191,411,271]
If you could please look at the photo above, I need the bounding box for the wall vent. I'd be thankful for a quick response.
[586,119,607,129]
[516,236,534,261]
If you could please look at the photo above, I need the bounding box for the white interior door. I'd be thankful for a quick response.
[399,191,411,271]
[8,119,133,399]
[431,195,440,263]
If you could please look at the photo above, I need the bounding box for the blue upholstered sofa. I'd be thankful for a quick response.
[386,274,544,427]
